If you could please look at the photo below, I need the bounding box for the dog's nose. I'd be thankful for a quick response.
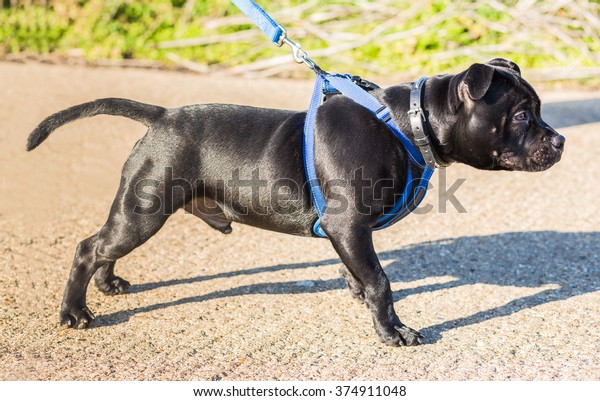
[551,134,565,151]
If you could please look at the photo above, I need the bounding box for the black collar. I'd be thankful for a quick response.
[408,77,449,169]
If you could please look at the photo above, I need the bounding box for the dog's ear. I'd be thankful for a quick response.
[463,63,495,101]
[487,58,521,76]
[448,63,495,112]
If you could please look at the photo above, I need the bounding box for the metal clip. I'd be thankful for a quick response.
[280,36,321,73]
[282,37,308,64]
[275,26,323,73]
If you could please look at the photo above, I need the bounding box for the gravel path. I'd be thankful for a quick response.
[0,62,599,380]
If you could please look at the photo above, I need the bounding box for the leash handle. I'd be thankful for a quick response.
[231,0,286,46]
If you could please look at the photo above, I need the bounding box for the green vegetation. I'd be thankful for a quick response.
[0,0,598,79]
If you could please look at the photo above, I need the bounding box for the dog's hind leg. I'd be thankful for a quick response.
[94,261,130,295]
[59,156,188,328]
[60,201,170,328]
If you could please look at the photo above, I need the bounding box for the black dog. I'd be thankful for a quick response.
[27,59,564,346]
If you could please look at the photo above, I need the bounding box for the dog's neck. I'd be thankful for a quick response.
[381,75,459,166]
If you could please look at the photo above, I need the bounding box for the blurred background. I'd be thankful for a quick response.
[1,0,599,83]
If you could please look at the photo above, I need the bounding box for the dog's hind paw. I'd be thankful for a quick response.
[60,306,96,329]
[95,276,130,295]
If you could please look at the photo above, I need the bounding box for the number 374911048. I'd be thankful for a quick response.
[334,385,407,397]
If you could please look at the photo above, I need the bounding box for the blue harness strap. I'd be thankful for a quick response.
[303,74,328,237]
[231,0,437,238]
[305,74,435,238]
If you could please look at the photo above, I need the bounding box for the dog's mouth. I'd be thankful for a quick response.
[526,145,564,172]
[497,142,564,172]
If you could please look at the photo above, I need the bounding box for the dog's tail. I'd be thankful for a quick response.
[26,98,167,151]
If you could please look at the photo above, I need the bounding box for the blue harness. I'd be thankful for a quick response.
[232,0,443,238]
[305,74,434,237]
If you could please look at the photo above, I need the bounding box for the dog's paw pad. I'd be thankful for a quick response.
[60,306,96,329]
[378,324,423,347]
[393,325,423,346]
[96,276,130,295]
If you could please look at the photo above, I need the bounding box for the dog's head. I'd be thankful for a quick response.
[445,58,564,172]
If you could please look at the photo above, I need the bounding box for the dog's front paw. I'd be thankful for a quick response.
[60,306,96,329]
[376,323,423,346]
[95,276,130,295]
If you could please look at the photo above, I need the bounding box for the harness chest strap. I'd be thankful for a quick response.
[305,74,435,238]
[230,0,439,237]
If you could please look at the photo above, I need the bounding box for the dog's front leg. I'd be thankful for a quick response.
[323,222,422,346]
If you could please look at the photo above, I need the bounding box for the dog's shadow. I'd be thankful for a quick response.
[97,231,600,344]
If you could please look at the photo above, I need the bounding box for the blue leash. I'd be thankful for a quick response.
[232,0,435,238]
[231,0,286,45]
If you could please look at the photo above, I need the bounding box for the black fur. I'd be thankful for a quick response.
[27,98,166,151]
[27,59,564,346]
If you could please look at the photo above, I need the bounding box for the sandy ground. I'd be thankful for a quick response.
[0,61,599,381]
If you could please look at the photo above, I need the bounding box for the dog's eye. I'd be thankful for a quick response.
[514,111,529,122]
